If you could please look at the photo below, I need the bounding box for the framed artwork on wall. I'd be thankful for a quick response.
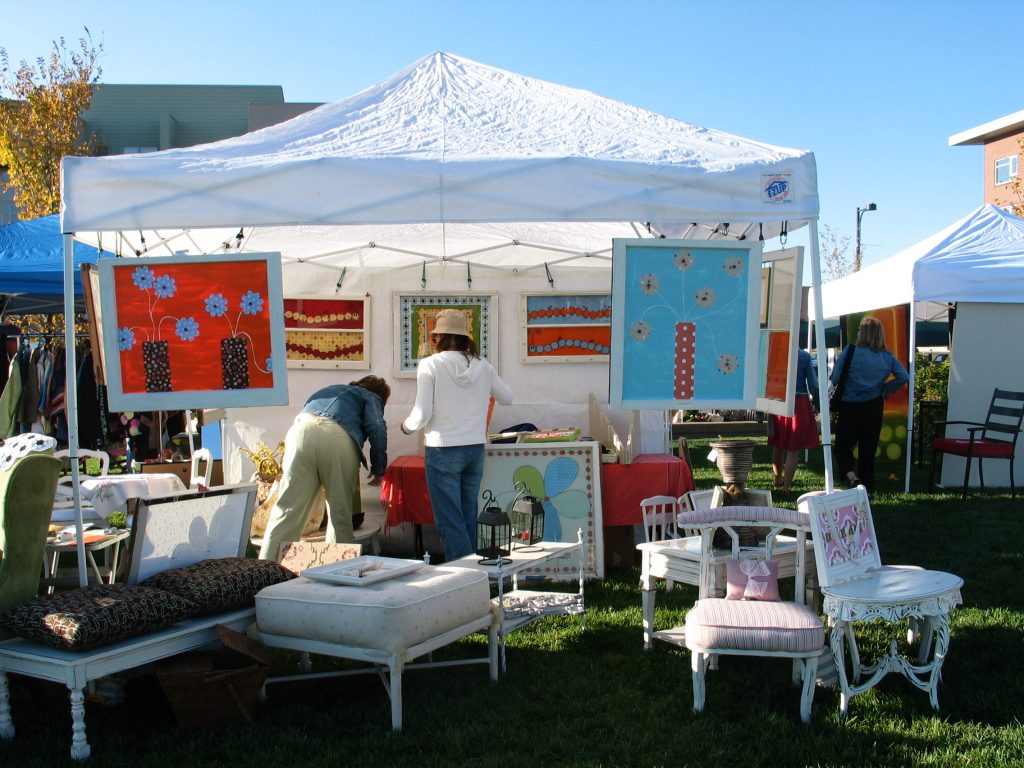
[610,238,762,410]
[519,292,612,363]
[98,252,288,411]
[393,293,494,378]
[283,295,370,369]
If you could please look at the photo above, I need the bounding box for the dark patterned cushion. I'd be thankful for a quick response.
[0,585,195,651]
[140,557,296,616]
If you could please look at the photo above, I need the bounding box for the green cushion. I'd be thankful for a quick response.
[0,452,62,638]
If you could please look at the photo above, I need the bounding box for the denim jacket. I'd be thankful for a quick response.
[302,385,388,476]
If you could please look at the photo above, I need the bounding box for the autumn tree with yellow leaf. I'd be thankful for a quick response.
[0,32,103,219]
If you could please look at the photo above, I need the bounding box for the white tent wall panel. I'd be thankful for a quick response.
[940,302,1024,490]
[222,263,653,484]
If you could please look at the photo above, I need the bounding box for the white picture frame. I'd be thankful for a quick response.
[98,252,288,411]
[283,294,370,370]
[610,238,763,410]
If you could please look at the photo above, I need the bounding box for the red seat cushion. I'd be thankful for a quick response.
[932,437,1014,458]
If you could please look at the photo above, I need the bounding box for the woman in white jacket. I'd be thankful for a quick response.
[401,309,513,561]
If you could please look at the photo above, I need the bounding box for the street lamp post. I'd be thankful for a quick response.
[855,202,877,272]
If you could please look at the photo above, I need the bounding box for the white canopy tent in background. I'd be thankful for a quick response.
[817,203,1024,491]
[58,52,833,584]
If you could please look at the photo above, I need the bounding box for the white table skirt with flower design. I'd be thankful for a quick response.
[79,473,188,518]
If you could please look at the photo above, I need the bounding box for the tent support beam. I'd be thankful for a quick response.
[807,219,835,492]
[63,233,88,587]
[905,309,917,493]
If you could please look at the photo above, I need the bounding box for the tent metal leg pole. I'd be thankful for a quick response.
[905,306,917,493]
[806,218,834,492]
[63,233,88,588]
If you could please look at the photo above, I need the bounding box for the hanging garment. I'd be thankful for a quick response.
[0,355,24,437]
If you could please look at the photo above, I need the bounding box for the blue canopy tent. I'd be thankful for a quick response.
[0,215,100,315]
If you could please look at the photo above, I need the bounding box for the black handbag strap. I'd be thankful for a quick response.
[833,344,856,401]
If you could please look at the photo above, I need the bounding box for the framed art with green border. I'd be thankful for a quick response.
[98,252,288,411]
[519,292,611,363]
[394,293,494,378]
[283,295,370,369]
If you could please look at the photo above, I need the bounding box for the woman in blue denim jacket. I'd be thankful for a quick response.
[830,317,908,494]
[259,376,390,561]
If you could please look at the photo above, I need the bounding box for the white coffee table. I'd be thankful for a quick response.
[448,530,585,670]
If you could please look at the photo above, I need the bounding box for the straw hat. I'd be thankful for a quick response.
[432,309,470,337]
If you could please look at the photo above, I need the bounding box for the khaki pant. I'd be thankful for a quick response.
[258,413,360,561]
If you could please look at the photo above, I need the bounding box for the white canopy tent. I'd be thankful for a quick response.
[818,203,1024,491]
[819,204,1024,319]
[58,52,833,583]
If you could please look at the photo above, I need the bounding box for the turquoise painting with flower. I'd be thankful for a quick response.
[112,259,275,395]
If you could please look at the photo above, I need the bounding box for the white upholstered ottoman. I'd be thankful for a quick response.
[255,564,498,729]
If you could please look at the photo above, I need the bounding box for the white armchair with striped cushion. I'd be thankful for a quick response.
[678,505,825,724]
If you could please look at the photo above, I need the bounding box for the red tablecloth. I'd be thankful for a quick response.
[599,453,693,526]
[381,452,693,529]
[381,455,431,529]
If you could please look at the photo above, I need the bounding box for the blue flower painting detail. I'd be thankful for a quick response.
[204,289,271,374]
[205,293,229,317]
[240,291,264,315]
[175,317,200,341]
[118,327,136,351]
[121,264,197,345]
[511,457,592,543]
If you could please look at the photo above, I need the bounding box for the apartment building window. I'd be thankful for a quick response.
[995,155,1018,185]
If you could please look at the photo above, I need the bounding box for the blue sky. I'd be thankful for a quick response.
[6,0,1022,275]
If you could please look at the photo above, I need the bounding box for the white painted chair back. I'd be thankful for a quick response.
[711,486,773,508]
[678,489,714,536]
[53,448,110,477]
[639,495,679,543]
[51,449,110,522]
[189,448,214,488]
[798,487,880,589]
[678,505,813,601]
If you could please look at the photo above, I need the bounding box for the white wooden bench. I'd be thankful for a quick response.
[0,484,258,760]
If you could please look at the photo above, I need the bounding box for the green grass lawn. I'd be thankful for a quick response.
[3,439,1023,767]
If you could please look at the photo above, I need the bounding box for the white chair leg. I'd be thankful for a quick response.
[488,622,499,681]
[68,685,91,760]
[691,651,707,714]
[0,672,14,740]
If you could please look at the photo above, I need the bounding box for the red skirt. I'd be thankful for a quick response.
[768,394,820,450]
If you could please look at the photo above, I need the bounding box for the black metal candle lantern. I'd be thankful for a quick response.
[508,481,545,551]
[476,489,511,563]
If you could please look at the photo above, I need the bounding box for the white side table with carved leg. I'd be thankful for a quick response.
[822,568,963,716]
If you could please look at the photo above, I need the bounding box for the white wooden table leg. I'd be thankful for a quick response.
[831,621,852,718]
[928,614,953,711]
[0,671,14,740]
[68,686,91,760]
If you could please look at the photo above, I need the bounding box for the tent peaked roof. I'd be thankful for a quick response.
[820,204,1024,318]
[62,51,818,234]
[914,204,1024,302]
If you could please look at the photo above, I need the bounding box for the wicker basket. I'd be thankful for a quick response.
[156,626,269,729]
